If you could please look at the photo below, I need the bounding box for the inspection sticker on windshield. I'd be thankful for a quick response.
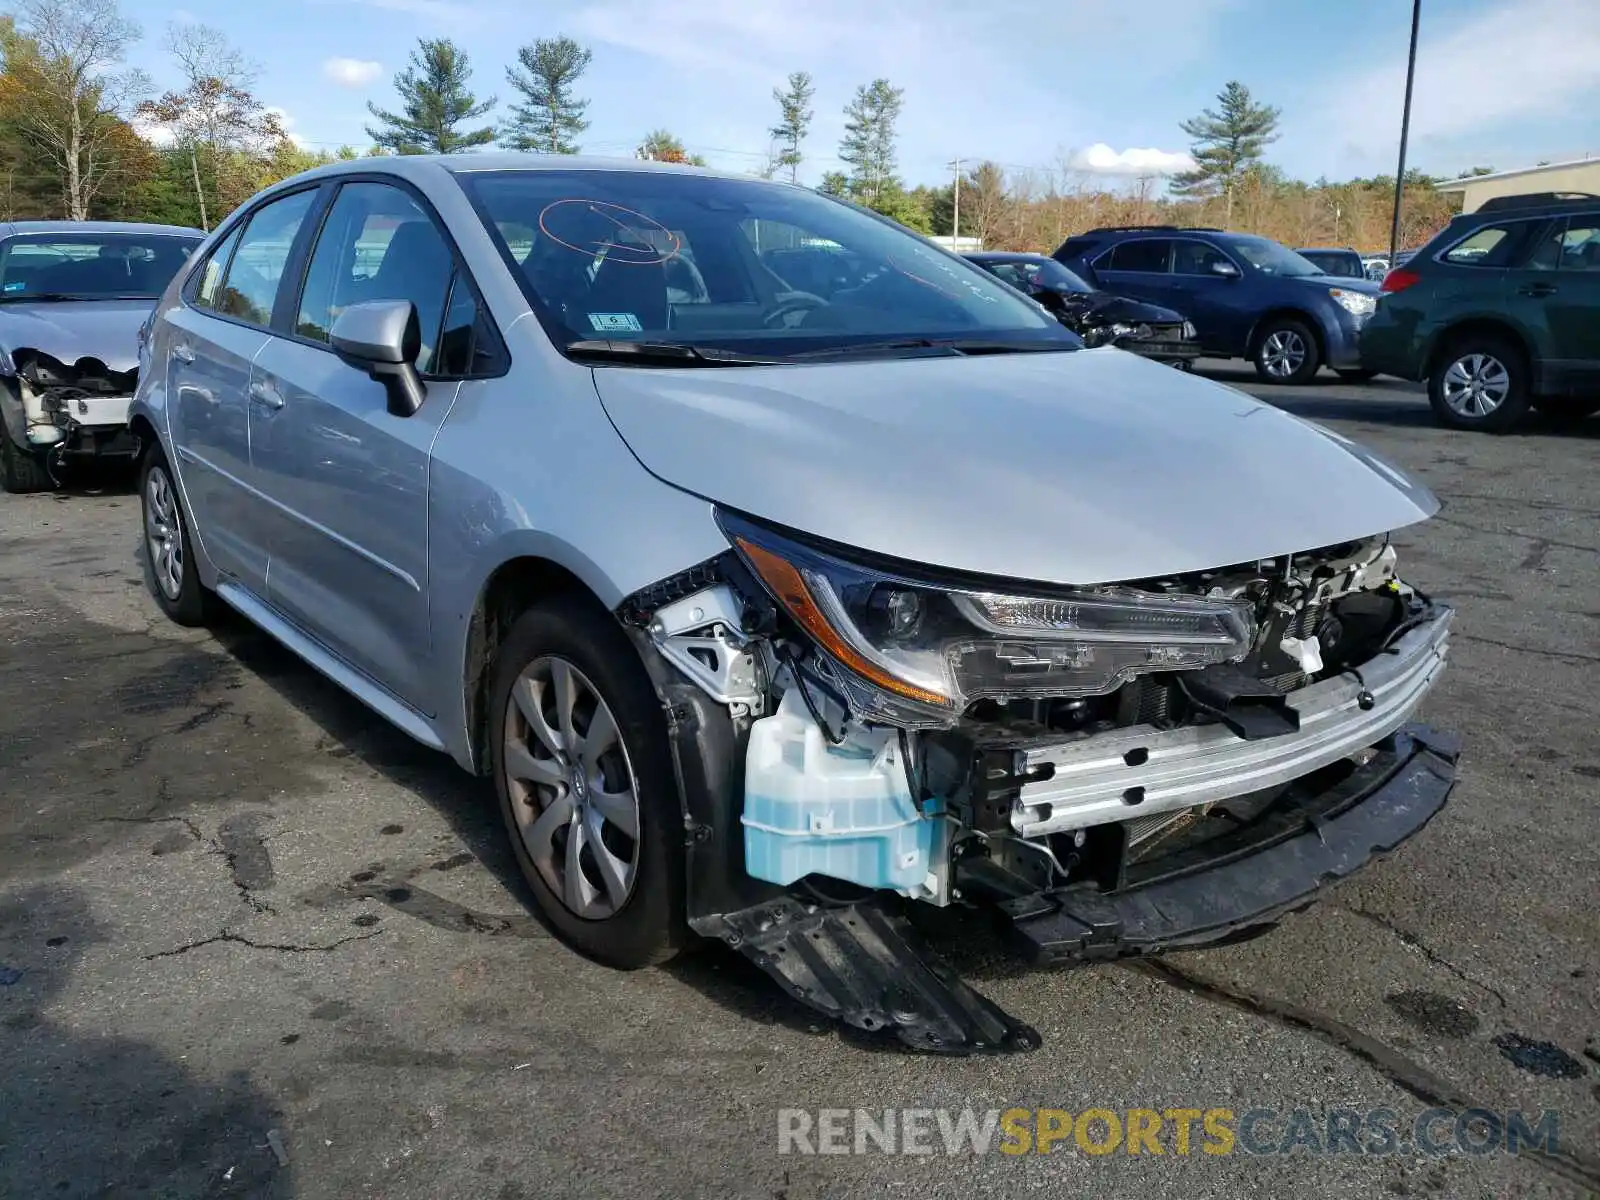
[587,312,643,333]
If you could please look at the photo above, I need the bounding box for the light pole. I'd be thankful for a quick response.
[1389,0,1422,266]
[948,158,962,246]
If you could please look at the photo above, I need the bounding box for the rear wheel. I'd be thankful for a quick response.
[1427,336,1530,432]
[488,597,687,968]
[0,418,51,493]
[1252,318,1322,385]
[140,443,217,625]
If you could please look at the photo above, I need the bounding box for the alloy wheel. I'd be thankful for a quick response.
[144,466,184,601]
[1261,329,1307,378]
[502,656,641,920]
[1441,352,1510,418]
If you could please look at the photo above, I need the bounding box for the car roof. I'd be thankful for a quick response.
[268,152,769,190]
[1297,247,1358,254]
[0,220,206,238]
[965,251,1048,262]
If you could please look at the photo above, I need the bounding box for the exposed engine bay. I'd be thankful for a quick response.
[614,524,1465,1049]
[619,522,1457,1052]
[0,350,141,490]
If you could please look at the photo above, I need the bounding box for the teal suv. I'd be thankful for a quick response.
[1361,192,1600,431]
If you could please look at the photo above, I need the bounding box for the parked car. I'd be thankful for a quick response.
[0,220,206,492]
[1296,247,1366,279]
[964,251,1201,367]
[1362,192,1600,431]
[133,156,1458,1051]
[1054,226,1382,385]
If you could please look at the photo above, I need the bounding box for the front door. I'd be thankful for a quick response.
[248,181,468,711]
[1537,214,1600,391]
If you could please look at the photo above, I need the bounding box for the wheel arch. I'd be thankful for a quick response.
[460,553,616,776]
[1423,317,1533,382]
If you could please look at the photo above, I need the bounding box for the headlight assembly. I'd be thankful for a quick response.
[720,512,1256,724]
[1329,288,1376,318]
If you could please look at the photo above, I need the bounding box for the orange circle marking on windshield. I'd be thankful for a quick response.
[537,199,682,264]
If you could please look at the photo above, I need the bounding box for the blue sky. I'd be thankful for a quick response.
[120,0,1598,188]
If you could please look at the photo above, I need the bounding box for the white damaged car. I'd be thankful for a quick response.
[0,221,203,492]
[130,157,1457,1052]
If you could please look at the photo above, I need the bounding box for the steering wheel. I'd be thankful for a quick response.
[762,291,827,329]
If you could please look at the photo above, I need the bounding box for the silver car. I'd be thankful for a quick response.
[0,220,204,492]
[132,156,1459,1051]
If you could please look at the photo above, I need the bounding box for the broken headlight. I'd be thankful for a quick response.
[720,512,1255,723]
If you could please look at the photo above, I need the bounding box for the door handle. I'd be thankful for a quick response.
[171,343,195,364]
[248,380,285,410]
[1518,283,1557,297]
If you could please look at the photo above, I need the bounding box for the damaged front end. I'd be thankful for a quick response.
[0,349,141,486]
[619,516,1459,1053]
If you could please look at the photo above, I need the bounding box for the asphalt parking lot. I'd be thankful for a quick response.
[2,365,1597,1199]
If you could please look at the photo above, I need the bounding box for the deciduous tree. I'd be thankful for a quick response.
[4,0,147,220]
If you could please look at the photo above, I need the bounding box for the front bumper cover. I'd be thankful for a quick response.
[998,723,1460,963]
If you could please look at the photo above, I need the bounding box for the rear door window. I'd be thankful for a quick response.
[1528,216,1600,272]
[1104,239,1172,273]
[215,189,318,326]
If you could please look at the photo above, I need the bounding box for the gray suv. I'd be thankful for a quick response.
[133,156,1459,1051]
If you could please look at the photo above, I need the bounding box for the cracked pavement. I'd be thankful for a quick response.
[1,368,1597,1198]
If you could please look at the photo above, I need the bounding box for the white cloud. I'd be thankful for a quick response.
[323,57,382,88]
[1288,0,1600,172]
[1072,144,1195,176]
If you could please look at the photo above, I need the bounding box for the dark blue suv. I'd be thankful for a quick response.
[1053,226,1383,385]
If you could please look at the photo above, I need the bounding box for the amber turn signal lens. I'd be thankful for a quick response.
[735,538,951,707]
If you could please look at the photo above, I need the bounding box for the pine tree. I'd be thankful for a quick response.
[504,36,591,154]
[768,70,813,183]
[838,79,904,206]
[1170,80,1280,225]
[365,38,495,155]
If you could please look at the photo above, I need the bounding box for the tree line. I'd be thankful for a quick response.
[0,0,1467,254]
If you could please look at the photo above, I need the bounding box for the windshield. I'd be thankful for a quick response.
[981,257,1094,295]
[460,170,1074,360]
[1226,237,1323,277]
[1298,250,1363,278]
[0,232,201,300]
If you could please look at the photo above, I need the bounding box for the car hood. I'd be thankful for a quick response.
[0,299,152,374]
[1062,292,1187,326]
[1290,273,1380,296]
[591,348,1438,586]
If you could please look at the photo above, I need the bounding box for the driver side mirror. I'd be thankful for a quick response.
[1209,259,1241,279]
[330,299,427,418]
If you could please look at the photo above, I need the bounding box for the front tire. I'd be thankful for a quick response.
[140,442,216,625]
[1427,336,1530,432]
[0,418,52,493]
[488,596,687,969]
[1252,318,1322,384]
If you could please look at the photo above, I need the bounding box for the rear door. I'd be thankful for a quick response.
[248,178,503,711]
[165,188,319,591]
[1090,238,1173,308]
